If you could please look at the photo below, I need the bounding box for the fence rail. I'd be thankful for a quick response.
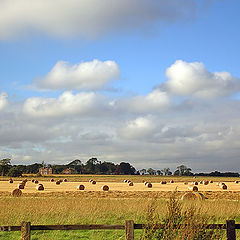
[0,220,238,240]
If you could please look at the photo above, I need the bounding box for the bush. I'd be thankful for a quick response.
[141,193,223,240]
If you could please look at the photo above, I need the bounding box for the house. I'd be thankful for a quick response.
[39,167,53,175]
[63,168,71,174]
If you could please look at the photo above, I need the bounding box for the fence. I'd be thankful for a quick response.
[0,220,239,240]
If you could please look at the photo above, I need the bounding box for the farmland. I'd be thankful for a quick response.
[0,175,240,239]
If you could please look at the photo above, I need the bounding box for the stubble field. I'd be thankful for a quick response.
[0,175,240,239]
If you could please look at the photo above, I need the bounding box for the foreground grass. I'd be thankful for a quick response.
[0,195,240,239]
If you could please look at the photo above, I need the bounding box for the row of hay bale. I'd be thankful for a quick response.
[124,179,134,186]
[76,184,109,191]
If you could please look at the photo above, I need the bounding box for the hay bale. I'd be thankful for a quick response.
[127,180,132,183]
[181,192,206,201]
[188,185,198,192]
[59,179,63,183]
[142,180,145,183]
[63,179,67,182]
[210,180,213,183]
[18,183,24,189]
[124,180,128,183]
[235,181,239,184]
[12,188,22,197]
[9,179,13,183]
[89,179,93,183]
[50,179,54,182]
[146,183,152,188]
[193,181,198,185]
[144,181,148,186]
[56,180,61,185]
[160,181,167,184]
[34,180,39,184]
[77,185,85,190]
[128,182,134,186]
[221,184,227,190]
[203,181,209,185]
[31,179,35,183]
[170,180,174,183]
[199,181,203,184]
[184,182,188,185]
[102,185,109,191]
[91,180,96,184]
[36,185,44,191]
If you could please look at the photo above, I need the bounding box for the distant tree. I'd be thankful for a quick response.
[0,158,11,176]
[162,168,172,176]
[139,169,147,175]
[115,162,136,175]
[147,168,156,175]
[7,167,22,177]
[156,170,163,175]
[174,165,193,176]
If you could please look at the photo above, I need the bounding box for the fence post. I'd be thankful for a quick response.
[21,221,31,240]
[226,220,236,240]
[125,220,134,240]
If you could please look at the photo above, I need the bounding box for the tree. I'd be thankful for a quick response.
[162,168,172,176]
[115,162,136,175]
[7,167,22,177]
[139,169,147,175]
[0,158,11,176]
[147,168,156,175]
[174,165,193,176]
[156,170,163,175]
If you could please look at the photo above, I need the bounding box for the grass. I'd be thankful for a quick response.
[1,175,240,239]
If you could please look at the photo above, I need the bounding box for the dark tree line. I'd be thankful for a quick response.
[0,158,239,177]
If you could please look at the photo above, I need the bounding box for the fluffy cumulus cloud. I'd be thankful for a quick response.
[0,0,202,40]
[163,60,240,98]
[23,91,107,117]
[0,92,8,110]
[32,60,120,91]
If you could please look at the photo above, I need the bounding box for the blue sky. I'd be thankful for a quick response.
[0,0,240,172]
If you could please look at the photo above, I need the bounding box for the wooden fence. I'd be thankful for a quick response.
[0,220,239,240]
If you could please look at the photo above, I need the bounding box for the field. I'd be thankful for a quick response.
[0,175,240,239]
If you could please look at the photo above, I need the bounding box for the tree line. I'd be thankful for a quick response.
[0,158,239,177]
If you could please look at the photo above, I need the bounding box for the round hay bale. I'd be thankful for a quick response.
[220,182,226,186]
[181,192,206,201]
[221,184,227,190]
[210,180,213,183]
[170,180,174,183]
[193,181,198,185]
[124,180,128,183]
[23,179,28,183]
[235,181,239,184]
[128,182,134,186]
[9,179,13,183]
[142,180,145,183]
[89,179,93,183]
[146,183,152,188]
[188,185,198,192]
[203,181,209,185]
[127,180,132,183]
[184,182,188,185]
[38,183,43,186]
[91,180,96,184]
[50,179,54,182]
[77,185,85,190]
[36,185,44,191]
[160,181,167,184]
[59,179,63,183]
[12,188,22,197]
[34,180,39,184]
[31,179,35,183]
[18,183,24,189]
[144,181,148,186]
[63,179,67,182]
[102,185,109,191]
[199,181,203,184]
[56,180,61,185]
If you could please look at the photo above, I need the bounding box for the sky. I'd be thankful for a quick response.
[0,0,240,172]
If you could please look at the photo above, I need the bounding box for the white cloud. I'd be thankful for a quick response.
[116,90,170,113]
[119,117,156,139]
[23,91,106,117]
[0,0,200,40]
[163,60,240,98]
[0,92,8,110]
[32,60,120,91]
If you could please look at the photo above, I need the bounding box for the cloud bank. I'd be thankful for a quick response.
[0,0,203,40]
